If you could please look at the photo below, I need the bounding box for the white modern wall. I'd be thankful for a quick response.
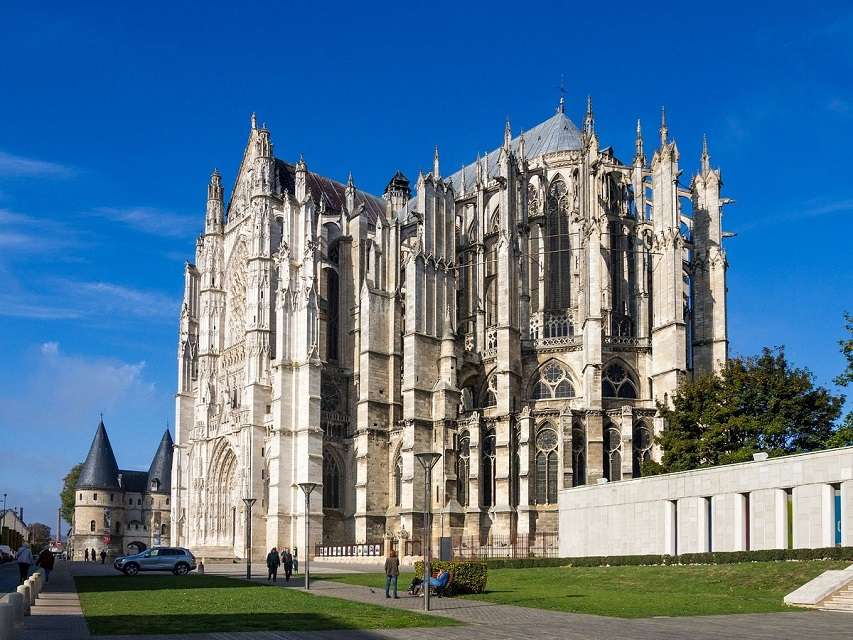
[559,447,853,557]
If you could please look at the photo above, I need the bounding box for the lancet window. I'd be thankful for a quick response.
[633,422,654,478]
[546,177,571,310]
[534,424,559,504]
[602,363,638,399]
[572,420,586,487]
[481,426,496,507]
[604,425,622,482]
[323,450,342,509]
[456,431,470,507]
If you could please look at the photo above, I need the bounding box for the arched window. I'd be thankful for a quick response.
[602,363,638,399]
[323,451,342,509]
[161,523,168,536]
[394,455,403,507]
[482,374,497,408]
[604,425,622,482]
[93,493,98,501]
[633,423,654,477]
[534,425,559,504]
[530,361,576,400]
[481,427,497,507]
[456,432,470,507]
[546,177,571,309]
[326,268,339,361]
[484,238,498,326]
[115,521,121,533]
[90,520,96,532]
[572,421,586,487]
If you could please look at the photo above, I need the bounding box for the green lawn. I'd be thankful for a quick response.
[74,575,456,635]
[316,560,848,618]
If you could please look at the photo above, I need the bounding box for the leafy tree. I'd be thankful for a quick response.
[657,347,844,472]
[829,312,853,448]
[29,522,51,545]
[60,463,83,525]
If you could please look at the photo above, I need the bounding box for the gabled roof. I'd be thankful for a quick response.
[276,160,386,223]
[146,430,173,494]
[119,471,149,494]
[448,111,583,193]
[76,418,121,490]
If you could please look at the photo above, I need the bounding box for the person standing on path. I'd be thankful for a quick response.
[15,543,33,584]
[266,547,280,582]
[293,547,298,574]
[384,550,400,599]
[36,547,55,582]
[99,549,106,564]
[280,548,293,582]
[84,548,89,562]
[90,548,96,563]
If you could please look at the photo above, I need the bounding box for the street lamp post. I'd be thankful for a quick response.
[242,497,257,580]
[1,493,6,546]
[297,482,319,590]
[415,452,441,612]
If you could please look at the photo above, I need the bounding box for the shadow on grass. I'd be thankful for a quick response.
[85,612,451,636]
[74,575,260,593]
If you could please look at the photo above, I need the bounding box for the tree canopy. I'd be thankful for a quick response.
[652,347,846,474]
[60,463,83,525]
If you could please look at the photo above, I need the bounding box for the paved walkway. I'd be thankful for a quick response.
[16,560,853,639]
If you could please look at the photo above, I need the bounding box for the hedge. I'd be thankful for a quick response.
[414,560,488,594]
[482,546,853,569]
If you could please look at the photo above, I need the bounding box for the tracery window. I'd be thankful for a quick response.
[604,425,622,482]
[323,451,342,509]
[602,363,638,399]
[572,421,586,487]
[394,455,403,507]
[546,177,571,310]
[531,361,576,400]
[632,423,654,478]
[481,426,497,507]
[527,182,540,215]
[456,431,470,507]
[482,374,498,408]
[534,424,559,504]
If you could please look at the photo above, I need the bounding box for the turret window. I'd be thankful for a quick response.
[93,493,98,501]
[90,520,96,532]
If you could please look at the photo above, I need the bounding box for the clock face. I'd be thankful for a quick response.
[536,429,557,450]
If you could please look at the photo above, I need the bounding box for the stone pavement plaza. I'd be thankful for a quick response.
[17,560,852,640]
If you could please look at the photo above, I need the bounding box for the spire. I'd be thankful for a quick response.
[700,133,710,173]
[250,112,257,130]
[556,74,566,114]
[503,118,512,150]
[208,168,223,202]
[442,305,455,340]
[296,153,307,171]
[76,417,121,490]
[147,429,174,495]
[659,106,668,146]
[346,171,354,189]
[634,118,645,163]
[433,145,440,179]
[584,95,595,135]
[460,163,466,194]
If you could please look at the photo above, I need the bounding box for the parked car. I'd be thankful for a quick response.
[0,545,12,563]
[113,547,196,576]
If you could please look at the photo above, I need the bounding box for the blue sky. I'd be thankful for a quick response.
[1,1,851,531]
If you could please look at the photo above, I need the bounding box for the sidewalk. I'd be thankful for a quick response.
[20,560,90,640]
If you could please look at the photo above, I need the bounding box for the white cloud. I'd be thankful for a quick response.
[0,207,81,253]
[58,280,180,320]
[89,206,197,238]
[828,98,850,115]
[0,151,74,178]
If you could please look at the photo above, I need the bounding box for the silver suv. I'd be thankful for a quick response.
[113,547,196,576]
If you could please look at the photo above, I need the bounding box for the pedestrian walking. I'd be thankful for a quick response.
[15,543,33,584]
[36,548,55,582]
[293,547,298,574]
[266,547,280,582]
[281,548,293,582]
[90,548,96,562]
[84,548,90,562]
[384,550,400,599]
[99,549,107,564]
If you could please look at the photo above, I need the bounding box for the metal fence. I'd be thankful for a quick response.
[452,533,559,559]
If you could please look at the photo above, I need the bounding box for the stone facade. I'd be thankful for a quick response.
[72,420,173,559]
[172,101,730,557]
[558,447,853,557]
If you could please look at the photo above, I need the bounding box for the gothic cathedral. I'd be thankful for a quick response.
[171,100,730,558]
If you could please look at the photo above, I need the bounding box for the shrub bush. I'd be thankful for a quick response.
[481,547,853,570]
[413,560,488,594]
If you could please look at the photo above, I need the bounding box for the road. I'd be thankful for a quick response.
[0,560,21,595]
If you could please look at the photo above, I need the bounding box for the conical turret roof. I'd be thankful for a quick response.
[76,418,121,490]
[146,429,173,494]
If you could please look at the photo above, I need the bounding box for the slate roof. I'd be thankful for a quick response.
[447,111,583,194]
[146,430,173,494]
[276,159,386,223]
[76,419,121,490]
[119,471,149,493]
